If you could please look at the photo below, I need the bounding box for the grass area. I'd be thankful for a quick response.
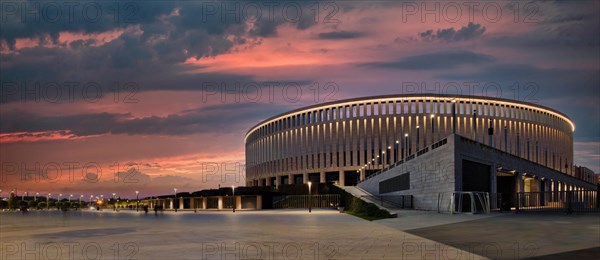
[345,210,392,221]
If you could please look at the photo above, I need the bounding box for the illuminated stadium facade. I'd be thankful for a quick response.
[245,94,576,188]
[245,94,600,211]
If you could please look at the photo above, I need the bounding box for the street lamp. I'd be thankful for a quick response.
[404,133,409,160]
[69,194,73,202]
[47,193,51,210]
[430,114,436,145]
[79,195,83,205]
[135,191,140,212]
[58,194,62,201]
[231,186,235,213]
[35,192,39,201]
[307,181,312,213]
[416,125,420,151]
[395,140,399,163]
[451,99,457,134]
[174,188,178,212]
[112,193,117,211]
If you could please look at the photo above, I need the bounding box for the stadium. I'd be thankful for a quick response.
[245,94,595,211]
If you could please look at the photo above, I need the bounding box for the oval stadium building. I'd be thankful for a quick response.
[244,94,575,187]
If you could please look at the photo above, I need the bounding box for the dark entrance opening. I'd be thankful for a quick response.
[281,175,289,185]
[241,196,257,209]
[308,173,320,183]
[325,172,339,184]
[344,171,359,186]
[462,160,491,212]
[270,177,277,187]
[497,172,517,210]
[206,197,219,209]
[294,174,303,184]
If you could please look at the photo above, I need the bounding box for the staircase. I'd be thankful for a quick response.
[337,185,412,213]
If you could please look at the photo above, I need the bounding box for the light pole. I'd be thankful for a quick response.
[504,126,508,152]
[404,133,409,161]
[35,192,39,201]
[473,109,477,141]
[112,193,116,211]
[395,140,399,163]
[451,99,457,134]
[488,119,493,147]
[58,193,62,201]
[47,193,50,210]
[231,186,235,213]
[174,188,178,212]
[79,195,83,205]
[430,114,436,145]
[307,181,312,213]
[135,191,139,212]
[416,125,420,151]
[69,194,73,202]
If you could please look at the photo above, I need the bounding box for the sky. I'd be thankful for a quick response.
[1,0,599,198]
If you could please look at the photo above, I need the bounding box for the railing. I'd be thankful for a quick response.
[360,195,413,209]
[361,138,448,183]
[273,194,340,209]
[438,192,490,214]
[514,190,599,213]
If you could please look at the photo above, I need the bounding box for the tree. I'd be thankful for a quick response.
[28,200,38,209]
[38,202,47,209]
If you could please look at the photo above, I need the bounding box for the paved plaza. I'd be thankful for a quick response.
[1,209,598,259]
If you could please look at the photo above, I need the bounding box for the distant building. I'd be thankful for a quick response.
[575,166,596,184]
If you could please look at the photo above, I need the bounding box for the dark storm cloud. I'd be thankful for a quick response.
[437,64,600,141]
[419,23,485,42]
[488,3,599,52]
[360,50,496,70]
[0,1,328,103]
[317,30,365,40]
[0,103,290,136]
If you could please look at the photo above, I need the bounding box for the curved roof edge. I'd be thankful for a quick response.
[245,94,575,142]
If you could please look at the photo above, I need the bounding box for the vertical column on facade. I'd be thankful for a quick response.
[288,173,294,185]
[202,197,207,209]
[518,173,525,207]
[339,169,345,186]
[275,175,281,188]
[190,197,195,210]
[320,171,325,183]
[169,198,174,210]
[218,197,223,210]
[303,172,308,184]
[545,179,551,203]
[490,165,497,209]
[551,180,557,202]
[536,178,542,206]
